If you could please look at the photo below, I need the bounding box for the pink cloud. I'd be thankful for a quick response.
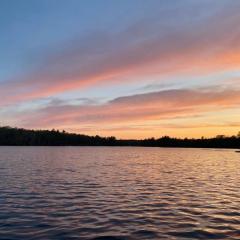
[1,4,240,106]
[16,87,240,131]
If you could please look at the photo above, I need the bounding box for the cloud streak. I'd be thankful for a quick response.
[1,1,240,106]
[16,87,240,134]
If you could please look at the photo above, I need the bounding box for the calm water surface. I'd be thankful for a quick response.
[0,147,239,240]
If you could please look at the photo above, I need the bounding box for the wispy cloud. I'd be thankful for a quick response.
[15,87,240,132]
[1,1,240,106]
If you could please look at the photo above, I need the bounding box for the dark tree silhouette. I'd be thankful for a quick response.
[0,126,239,149]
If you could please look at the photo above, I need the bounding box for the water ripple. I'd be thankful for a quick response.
[0,147,239,240]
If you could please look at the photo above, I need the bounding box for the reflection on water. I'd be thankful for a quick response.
[0,147,239,240]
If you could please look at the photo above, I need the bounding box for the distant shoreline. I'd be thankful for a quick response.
[0,146,239,152]
[0,126,239,149]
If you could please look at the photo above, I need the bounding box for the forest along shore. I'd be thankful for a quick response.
[0,126,239,149]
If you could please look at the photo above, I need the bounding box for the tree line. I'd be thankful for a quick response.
[0,126,239,148]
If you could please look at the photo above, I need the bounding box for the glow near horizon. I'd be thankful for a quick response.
[0,0,240,139]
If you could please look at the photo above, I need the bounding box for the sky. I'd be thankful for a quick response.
[1,0,240,139]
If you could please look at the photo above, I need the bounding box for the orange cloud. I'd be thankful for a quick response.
[15,87,240,138]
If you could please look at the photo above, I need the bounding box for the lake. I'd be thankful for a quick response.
[0,147,239,240]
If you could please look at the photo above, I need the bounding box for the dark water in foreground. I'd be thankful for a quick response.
[0,147,239,240]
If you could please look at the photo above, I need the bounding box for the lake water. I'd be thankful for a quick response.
[0,147,239,240]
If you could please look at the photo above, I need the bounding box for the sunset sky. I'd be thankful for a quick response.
[1,0,240,139]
